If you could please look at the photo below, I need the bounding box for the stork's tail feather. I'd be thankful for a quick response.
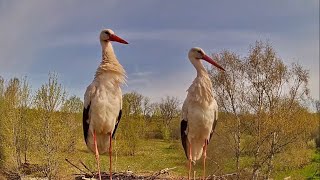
[86,133,111,154]
[192,147,204,162]
[180,120,188,159]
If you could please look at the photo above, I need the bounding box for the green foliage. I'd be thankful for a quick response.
[274,148,313,171]
[274,150,320,179]
[0,73,84,179]
[160,126,171,140]
[116,117,144,156]
[0,76,4,167]
[0,77,32,169]
[61,95,83,113]
[32,72,79,179]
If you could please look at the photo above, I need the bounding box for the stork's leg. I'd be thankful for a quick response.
[93,131,102,180]
[203,140,208,180]
[188,143,192,180]
[109,133,112,180]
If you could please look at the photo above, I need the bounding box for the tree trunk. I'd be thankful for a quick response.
[13,125,22,167]
[235,117,241,180]
[265,132,277,179]
[252,114,262,180]
[252,146,260,180]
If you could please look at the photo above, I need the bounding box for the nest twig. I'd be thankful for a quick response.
[207,172,238,180]
[65,159,176,180]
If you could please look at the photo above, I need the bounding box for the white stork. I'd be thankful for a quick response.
[83,29,128,180]
[181,47,225,180]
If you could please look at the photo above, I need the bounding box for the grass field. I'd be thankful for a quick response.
[273,150,320,180]
[62,139,190,179]
[57,138,319,179]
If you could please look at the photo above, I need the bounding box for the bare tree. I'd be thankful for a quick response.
[209,51,245,179]
[243,42,309,179]
[208,41,310,179]
[142,97,157,121]
[123,92,143,117]
[244,42,309,179]
[159,96,180,128]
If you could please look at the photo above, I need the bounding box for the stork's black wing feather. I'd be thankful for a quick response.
[112,109,122,139]
[180,119,188,159]
[82,103,91,144]
[209,111,218,142]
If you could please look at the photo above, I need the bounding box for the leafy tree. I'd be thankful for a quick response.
[0,76,4,167]
[34,72,67,179]
[117,92,146,156]
[18,77,32,164]
[3,78,22,168]
[61,95,83,114]
[61,95,83,152]
[314,100,320,148]
[0,76,33,173]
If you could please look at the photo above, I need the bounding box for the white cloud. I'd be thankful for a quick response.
[0,0,119,72]
[120,29,268,45]
[0,1,68,72]
[0,1,318,104]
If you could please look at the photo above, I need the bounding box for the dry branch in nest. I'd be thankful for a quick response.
[66,159,238,180]
[206,173,238,180]
[66,159,176,180]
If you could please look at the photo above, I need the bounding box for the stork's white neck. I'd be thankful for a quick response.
[94,41,126,83]
[186,56,214,104]
[101,41,116,60]
[189,57,208,77]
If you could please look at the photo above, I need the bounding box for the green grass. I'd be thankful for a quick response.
[63,139,189,178]
[10,137,320,179]
[62,138,226,178]
[274,150,320,180]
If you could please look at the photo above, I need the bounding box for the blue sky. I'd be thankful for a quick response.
[0,0,319,103]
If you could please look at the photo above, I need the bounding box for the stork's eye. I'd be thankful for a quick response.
[197,50,202,54]
[105,31,110,35]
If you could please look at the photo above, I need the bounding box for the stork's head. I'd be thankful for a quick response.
[100,29,129,44]
[188,47,225,71]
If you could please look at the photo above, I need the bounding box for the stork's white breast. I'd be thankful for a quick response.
[89,76,122,134]
[185,99,216,140]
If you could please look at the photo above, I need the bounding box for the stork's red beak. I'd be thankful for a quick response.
[109,34,129,44]
[202,54,225,71]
